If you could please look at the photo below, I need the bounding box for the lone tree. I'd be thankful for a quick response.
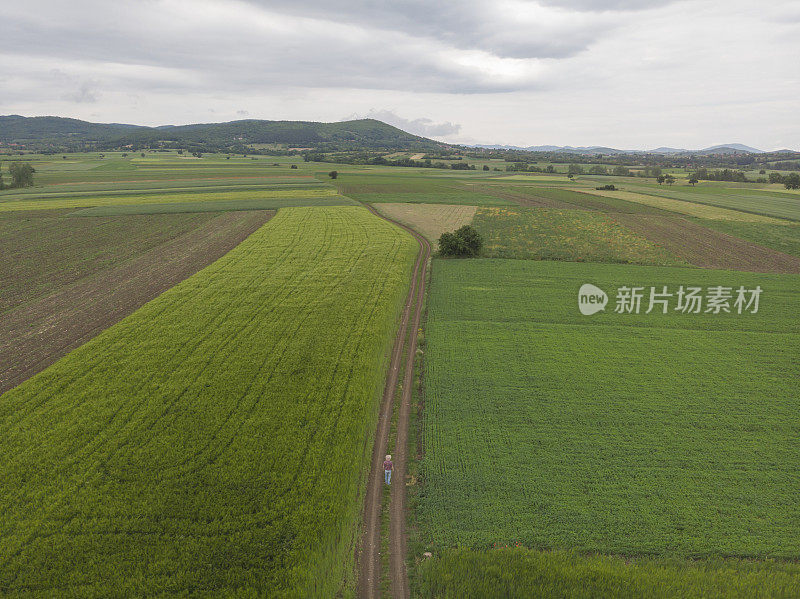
[328,170,338,179]
[656,175,666,185]
[785,173,800,190]
[438,225,483,257]
[688,177,698,186]
[665,174,676,186]
[9,162,35,188]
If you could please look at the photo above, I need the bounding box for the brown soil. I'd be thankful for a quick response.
[0,210,273,395]
[463,185,578,209]
[0,210,221,313]
[610,214,800,273]
[357,205,430,599]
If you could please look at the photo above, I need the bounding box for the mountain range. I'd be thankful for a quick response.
[469,143,768,155]
[0,115,792,155]
[0,115,441,150]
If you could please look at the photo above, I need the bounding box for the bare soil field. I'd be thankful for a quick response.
[0,210,272,394]
[610,214,800,273]
[373,203,478,242]
[0,210,220,312]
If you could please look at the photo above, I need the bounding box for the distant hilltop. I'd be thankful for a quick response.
[468,142,773,155]
[0,115,446,152]
[1,114,795,156]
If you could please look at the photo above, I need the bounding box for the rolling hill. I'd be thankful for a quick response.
[0,115,443,151]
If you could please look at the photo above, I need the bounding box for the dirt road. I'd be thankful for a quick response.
[358,204,430,599]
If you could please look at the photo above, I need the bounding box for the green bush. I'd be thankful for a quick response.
[438,225,483,257]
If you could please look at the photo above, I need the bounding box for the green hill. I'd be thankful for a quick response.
[0,115,144,142]
[0,116,442,151]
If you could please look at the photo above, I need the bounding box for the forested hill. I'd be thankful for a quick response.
[0,116,145,142]
[0,116,444,151]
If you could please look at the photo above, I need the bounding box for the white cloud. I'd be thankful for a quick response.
[343,110,461,138]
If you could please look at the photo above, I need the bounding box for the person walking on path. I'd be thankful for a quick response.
[383,454,393,485]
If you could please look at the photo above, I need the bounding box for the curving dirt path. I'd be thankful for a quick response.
[358,204,430,599]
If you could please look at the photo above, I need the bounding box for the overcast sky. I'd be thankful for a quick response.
[2,0,799,150]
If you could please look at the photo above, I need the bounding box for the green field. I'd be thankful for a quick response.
[0,154,338,214]
[472,206,686,265]
[0,206,417,596]
[420,259,799,556]
[417,548,800,598]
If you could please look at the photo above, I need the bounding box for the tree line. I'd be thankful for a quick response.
[304,152,478,171]
[767,172,800,189]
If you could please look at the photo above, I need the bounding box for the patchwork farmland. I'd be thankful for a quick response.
[0,206,417,596]
[1,149,799,597]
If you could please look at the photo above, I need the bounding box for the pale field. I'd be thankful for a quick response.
[373,202,478,241]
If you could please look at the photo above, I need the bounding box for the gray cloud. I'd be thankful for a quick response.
[244,0,614,59]
[0,2,557,94]
[0,0,797,151]
[344,110,461,138]
[0,0,683,100]
[61,82,99,103]
[536,0,677,10]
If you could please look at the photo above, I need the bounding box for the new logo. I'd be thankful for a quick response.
[578,283,608,315]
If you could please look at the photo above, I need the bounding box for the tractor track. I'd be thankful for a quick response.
[358,203,430,599]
